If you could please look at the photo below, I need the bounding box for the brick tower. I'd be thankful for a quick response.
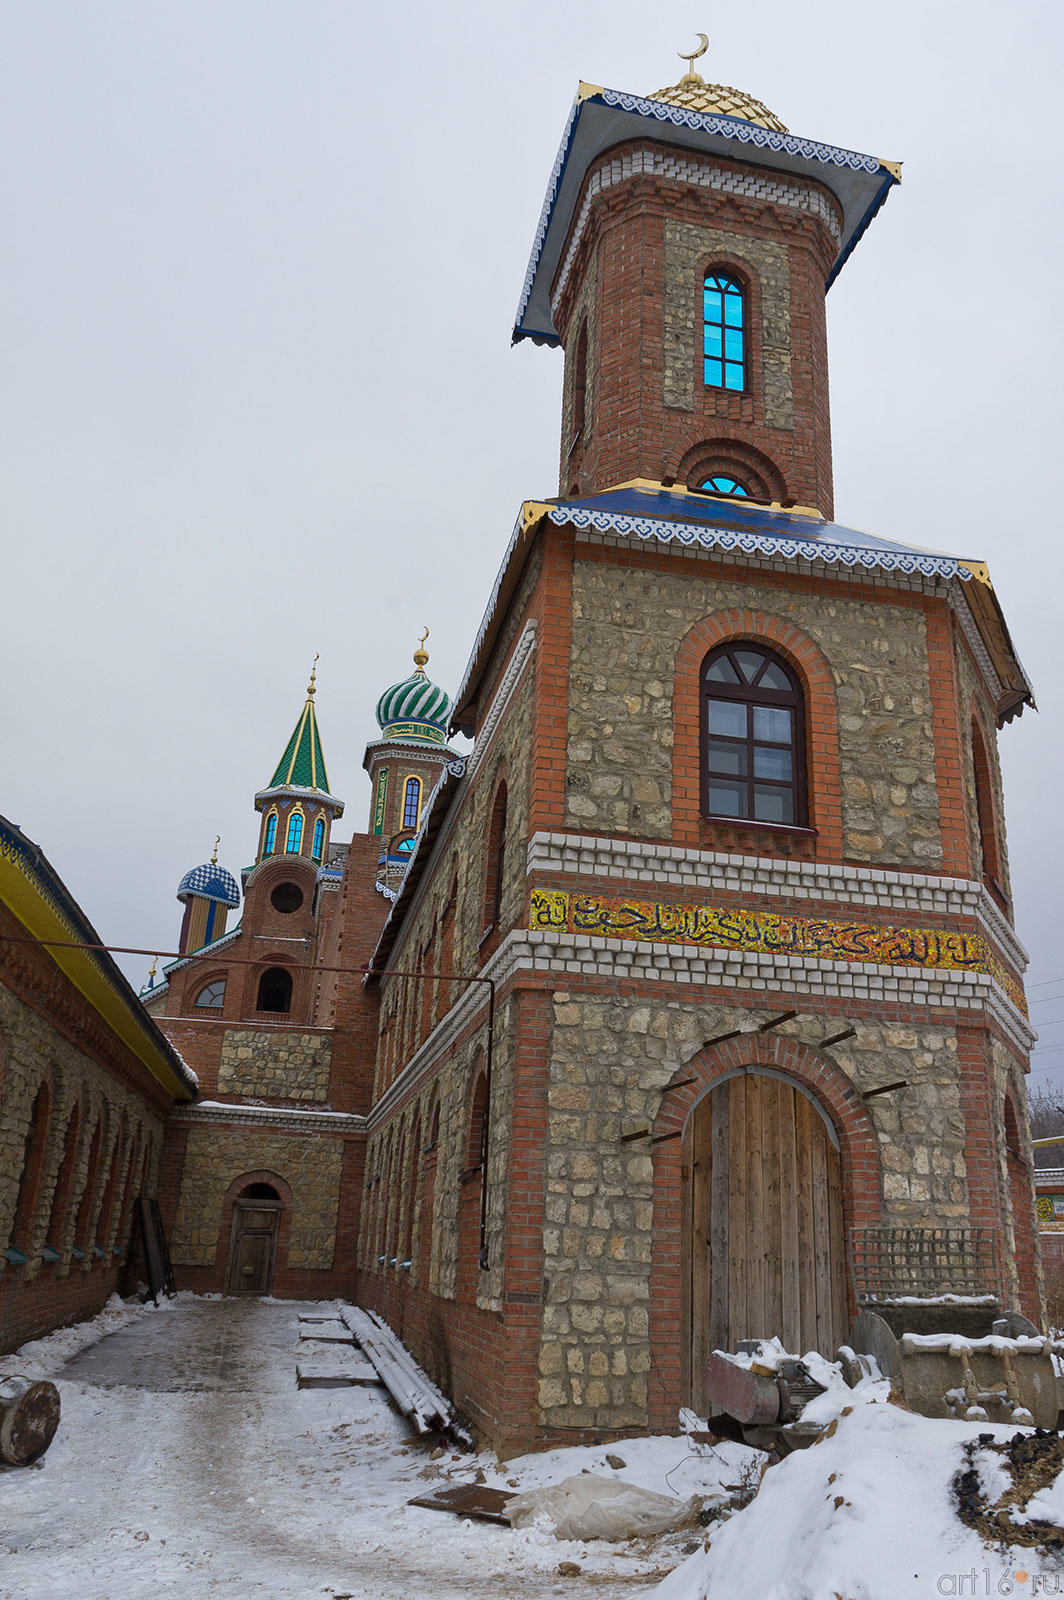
[353,45,1041,1454]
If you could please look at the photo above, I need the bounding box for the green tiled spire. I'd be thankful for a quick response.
[268,659,332,794]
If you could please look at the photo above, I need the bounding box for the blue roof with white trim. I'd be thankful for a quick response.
[545,484,973,579]
[177,862,241,908]
[514,82,899,346]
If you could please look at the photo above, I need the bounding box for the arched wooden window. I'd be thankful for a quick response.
[572,318,588,439]
[402,777,422,832]
[285,809,304,854]
[703,271,745,391]
[702,643,806,825]
[194,979,226,1008]
[971,718,1002,889]
[256,967,292,1014]
[312,815,326,862]
[95,1112,126,1254]
[263,811,278,856]
[481,783,508,937]
[8,1083,51,1255]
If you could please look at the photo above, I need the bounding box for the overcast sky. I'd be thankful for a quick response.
[3,2,1062,1087]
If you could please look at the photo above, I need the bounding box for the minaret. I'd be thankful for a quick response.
[515,38,900,516]
[363,631,457,890]
[253,657,345,870]
[176,837,241,955]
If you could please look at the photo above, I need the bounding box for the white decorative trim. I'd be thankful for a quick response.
[171,1100,365,1133]
[556,506,972,582]
[467,621,538,781]
[376,880,399,902]
[525,832,1029,977]
[552,145,842,317]
[954,586,1005,704]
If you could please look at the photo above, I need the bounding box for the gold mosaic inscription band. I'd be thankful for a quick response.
[529,889,1026,1017]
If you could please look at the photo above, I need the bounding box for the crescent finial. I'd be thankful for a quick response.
[678,32,709,70]
[211,834,221,865]
[413,627,430,671]
[307,652,319,698]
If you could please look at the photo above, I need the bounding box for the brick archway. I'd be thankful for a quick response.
[647,1030,882,1423]
[672,608,842,856]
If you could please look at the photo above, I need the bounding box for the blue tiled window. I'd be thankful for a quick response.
[704,272,745,391]
[701,475,750,497]
[286,811,303,854]
[403,777,421,832]
[312,816,326,861]
[263,812,277,855]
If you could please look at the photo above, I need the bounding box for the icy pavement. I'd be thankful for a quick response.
[0,1296,753,1600]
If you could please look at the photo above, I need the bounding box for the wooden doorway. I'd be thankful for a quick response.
[686,1071,848,1412]
[224,1183,281,1296]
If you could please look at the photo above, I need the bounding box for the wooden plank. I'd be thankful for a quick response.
[691,1095,713,1410]
[709,1086,730,1358]
[777,1081,800,1352]
[745,1075,766,1340]
[728,1075,748,1347]
[809,1109,833,1355]
[826,1140,849,1351]
[794,1093,817,1355]
[761,1076,783,1343]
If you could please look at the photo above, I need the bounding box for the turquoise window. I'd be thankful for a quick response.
[704,272,745,391]
[402,777,421,831]
[263,813,277,855]
[312,816,325,861]
[286,812,303,854]
[701,475,750,497]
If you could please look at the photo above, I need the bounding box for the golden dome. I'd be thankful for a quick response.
[651,70,788,134]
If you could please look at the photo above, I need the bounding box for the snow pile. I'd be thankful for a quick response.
[654,1394,1064,1600]
[0,1294,152,1381]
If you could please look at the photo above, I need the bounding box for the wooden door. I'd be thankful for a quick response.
[688,1072,848,1411]
[225,1201,280,1295]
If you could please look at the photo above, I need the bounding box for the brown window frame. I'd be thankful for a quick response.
[700,643,807,827]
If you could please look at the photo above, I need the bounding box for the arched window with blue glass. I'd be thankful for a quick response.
[701,474,750,497]
[703,271,745,392]
[312,815,326,862]
[285,809,304,855]
[263,811,278,856]
[402,776,422,832]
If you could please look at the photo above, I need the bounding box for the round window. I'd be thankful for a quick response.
[270,882,304,914]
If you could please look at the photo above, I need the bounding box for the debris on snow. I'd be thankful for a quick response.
[505,1475,704,1542]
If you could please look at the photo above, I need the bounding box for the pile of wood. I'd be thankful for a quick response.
[341,1306,472,1448]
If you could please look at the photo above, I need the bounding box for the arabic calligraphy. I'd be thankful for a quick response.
[529,889,1027,1016]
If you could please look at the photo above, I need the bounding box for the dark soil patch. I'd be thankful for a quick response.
[954,1429,1064,1554]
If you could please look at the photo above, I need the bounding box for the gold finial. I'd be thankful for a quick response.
[147,954,158,986]
[677,31,709,79]
[211,835,220,865]
[413,627,430,672]
[307,652,319,699]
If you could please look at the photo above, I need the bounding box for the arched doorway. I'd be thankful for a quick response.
[224,1181,282,1295]
[686,1069,848,1411]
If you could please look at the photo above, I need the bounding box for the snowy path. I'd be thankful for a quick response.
[0,1298,714,1600]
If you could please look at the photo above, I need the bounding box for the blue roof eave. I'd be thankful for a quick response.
[513,86,899,346]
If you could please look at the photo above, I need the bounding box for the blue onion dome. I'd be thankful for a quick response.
[177,845,240,908]
[375,633,451,746]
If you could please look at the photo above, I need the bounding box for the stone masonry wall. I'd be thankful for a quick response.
[663,221,792,427]
[170,1125,342,1269]
[537,991,967,1429]
[0,987,164,1280]
[565,558,944,868]
[217,1029,332,1102]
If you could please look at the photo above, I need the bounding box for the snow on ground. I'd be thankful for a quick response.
[656,1383,1064,1600]
[7,1295,1064,1600]
[0,1295,756,1600]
